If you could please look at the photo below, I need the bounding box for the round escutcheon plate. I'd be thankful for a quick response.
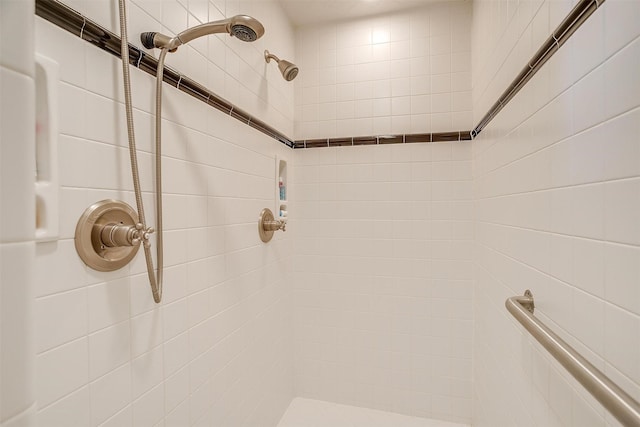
[75,199,140,271]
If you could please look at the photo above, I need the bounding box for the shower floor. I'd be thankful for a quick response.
[277,398,469,427]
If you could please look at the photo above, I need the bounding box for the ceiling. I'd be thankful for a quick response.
[277,0,451,27]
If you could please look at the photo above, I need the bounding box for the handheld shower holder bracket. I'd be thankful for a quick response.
[140,32,179,51]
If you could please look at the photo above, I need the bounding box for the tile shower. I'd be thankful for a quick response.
[0,1,638,427]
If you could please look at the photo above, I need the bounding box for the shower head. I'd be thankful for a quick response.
[141,15,265,51]
[264,50,299,81]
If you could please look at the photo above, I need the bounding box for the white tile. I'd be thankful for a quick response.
[165,367,189,415]
[548,366,572,427]
[164,399,189,427]
[35,18,85,86]
[163,332,189,378]
[36,386,91,427]
[570,289,605,354]
[85,48,124,101]
[131,346,164,399]
[548,235,573,284]
[35,288,87,353]
[391,78,411,98]
[604,0,640,57]
[131,310,163,358]
[36,338,88,408]
[89,321,131,381]
[90,363,132,427]
[130,273,159,317]
[87,278,131,333]
[98,405,132,427]
[571,66,605,133]
[58,135,89,188]
[572,238,605,298]
[410,95,431,116]
[570,184,604,240]
[604,178,640,246]
[431,74,451,95]
[392,97,411,116]
[57,82,86,138]
[600,109,640,181]
[84,92,120,145]
[604,38,640,120]
[604,243,640,315]
[570,6,605,81]
[604,304,640,384]
[431,93,451,114]
[57,188,89,239]
[132,384,164,427]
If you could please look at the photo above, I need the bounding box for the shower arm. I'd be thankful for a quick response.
[264,51,281,63]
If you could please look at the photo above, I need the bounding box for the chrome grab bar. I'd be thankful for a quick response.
[506,290,640,427]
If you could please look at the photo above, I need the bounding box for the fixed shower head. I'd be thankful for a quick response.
[141,15,265,51]
[264,50,299,81]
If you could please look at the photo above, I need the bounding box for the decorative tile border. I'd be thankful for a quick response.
[35,0,295,147]
[293,131,472,149]
[36,0,606,149]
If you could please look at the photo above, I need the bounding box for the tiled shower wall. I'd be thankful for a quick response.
[293,1,472,140]
[58,0,296,137]
[0,0,36,425]
[32,0,295,426]
[471,0,640,426]
[290,142,474,424]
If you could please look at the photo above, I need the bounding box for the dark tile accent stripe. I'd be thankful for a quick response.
[35,0,295,148]
[352,136,377,145]
[329,138,353,147]
[305,140,329,148]
[432,132,461,142]
[404,133,431,143]
[293,131,473,148]
[471,0,606,138]
[378,135,404,144]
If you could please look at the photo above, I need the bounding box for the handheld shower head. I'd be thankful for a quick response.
[228,15,264,42]
[141,15,265,51]
[265,50,299,82]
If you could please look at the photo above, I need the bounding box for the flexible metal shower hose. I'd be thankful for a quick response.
[118,0,163,303]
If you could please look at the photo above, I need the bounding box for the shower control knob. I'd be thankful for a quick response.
[128,223,155,248]
[258,208,286,242]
